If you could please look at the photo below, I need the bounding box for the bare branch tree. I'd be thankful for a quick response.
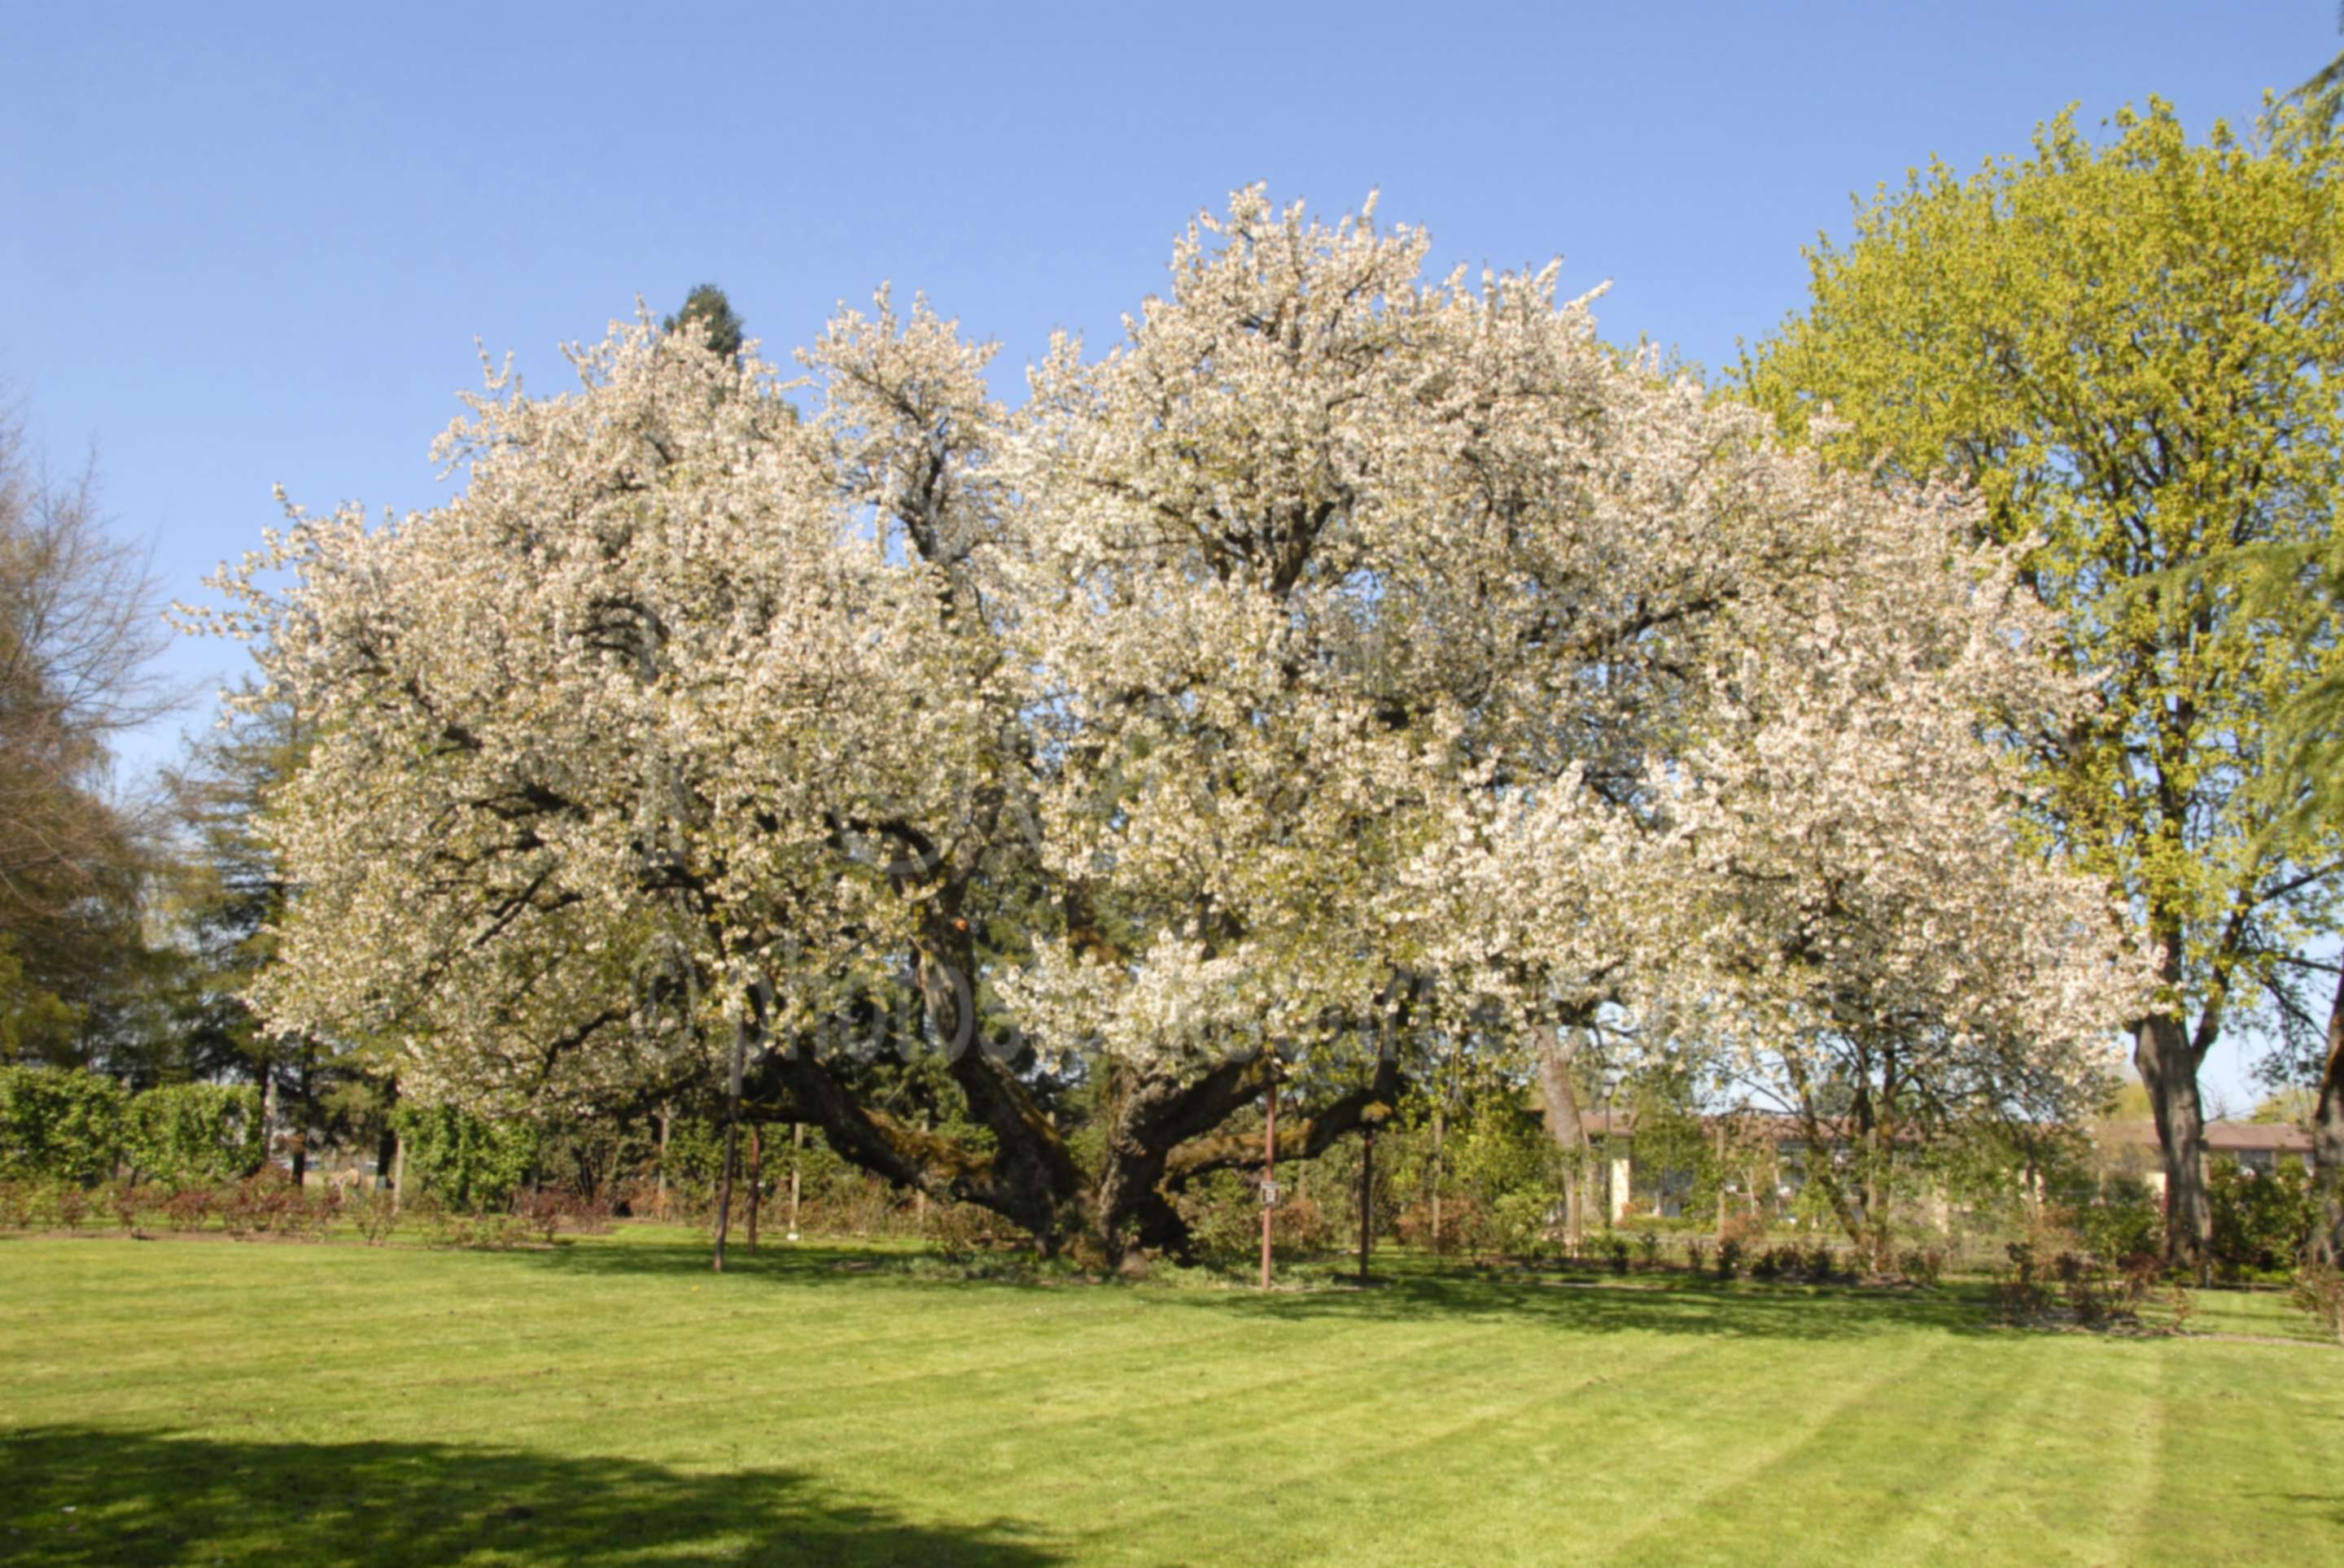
[0,397,180,926]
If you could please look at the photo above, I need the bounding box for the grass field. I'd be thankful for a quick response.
[2,1227,2337,1565]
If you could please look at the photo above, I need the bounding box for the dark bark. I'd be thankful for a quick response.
[1062,1047,1412,1265]
[942,1044,1081,1243]
[2136,1011,2212,1277]
[918,917,1083,1247]
[1149,1052,1408,1262]
[1160,1056,1406,1192]
[744,959,1404,1264]
[2313,964,2344,1269]
[755,1042,1076,1250]
[1092,1055,1268,1261]
[290,1049,313,1186]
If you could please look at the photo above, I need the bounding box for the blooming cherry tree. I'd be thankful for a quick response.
[195,192,2139,1260]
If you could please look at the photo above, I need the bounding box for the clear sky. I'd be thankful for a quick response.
[2,1,2333,1105]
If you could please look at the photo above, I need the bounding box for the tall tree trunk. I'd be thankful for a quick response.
[290,1045,315,1187]
[1786,1058,1867,1253]
[391,1131,407,1215]
[1429,1100,1445,1253]
[1533,1023,1592,1248]
[713,1019,746,1273]
[1864,1055,1898,1274]
[2312,964,2344,1268]
[1357,1125,1375,1280]
[2137,1011,2212,1278]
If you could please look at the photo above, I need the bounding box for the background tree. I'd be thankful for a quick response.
[2211,496,2344,1263]
[1737,101,2344,1272]
[1,397,180,1072]
[158,684,368,1175]
[2273,6,2343,149]
[663,283,745,360]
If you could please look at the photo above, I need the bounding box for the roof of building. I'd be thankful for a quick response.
[2097,1120,2311,1155]
[1542,1103,2312,1154]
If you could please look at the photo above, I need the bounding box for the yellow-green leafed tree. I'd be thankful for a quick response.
[1736,99,2344,1273]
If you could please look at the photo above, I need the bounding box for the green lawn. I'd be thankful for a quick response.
[2,1228,2336,1565]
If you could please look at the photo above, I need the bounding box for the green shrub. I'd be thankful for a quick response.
[2076,1179,2163,1264]
[2207,1160,2315,1279]
[123,1084,265,1187]
[0,1066,127,1184]
[1447,1098,1564,1260]
[1174,1169,1333,1269]
[392,1104,542,1213]
[1394,1195,1478,1256]
[1896,1247,1944,1287]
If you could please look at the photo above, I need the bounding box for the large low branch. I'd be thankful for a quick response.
[1093,1055,1268,1260]
[1159,1052,1405,1193]
[922,915,1085,1244]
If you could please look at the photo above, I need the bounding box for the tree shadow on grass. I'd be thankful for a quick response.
[515,1231,1999,1343]
[0,1426,1058,1566]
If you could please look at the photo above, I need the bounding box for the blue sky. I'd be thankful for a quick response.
[2,1,2333,1103]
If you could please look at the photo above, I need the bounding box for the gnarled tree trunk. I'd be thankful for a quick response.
[1149,1052,1406,1264]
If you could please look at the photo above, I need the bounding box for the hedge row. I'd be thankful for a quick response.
[0,1067,265,1186]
